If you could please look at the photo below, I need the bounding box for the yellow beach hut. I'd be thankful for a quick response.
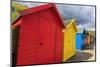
[63,19,78,62]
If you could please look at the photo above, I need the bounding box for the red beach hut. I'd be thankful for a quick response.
[12,3,64,66]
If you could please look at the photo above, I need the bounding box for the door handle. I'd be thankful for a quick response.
[39,43,43,45]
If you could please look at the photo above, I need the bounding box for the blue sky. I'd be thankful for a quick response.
[13,1,95,30]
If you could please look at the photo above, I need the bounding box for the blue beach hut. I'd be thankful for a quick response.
[76,29,86,50]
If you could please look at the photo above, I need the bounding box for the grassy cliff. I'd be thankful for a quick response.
[12,2,28,22]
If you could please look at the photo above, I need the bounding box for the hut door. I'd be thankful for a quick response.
[36,16,56,64]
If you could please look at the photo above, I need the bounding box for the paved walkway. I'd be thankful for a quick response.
[67,43,96,62]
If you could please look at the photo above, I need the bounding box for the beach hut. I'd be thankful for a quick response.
[76,29,86,50]
[84,31,91,45]
[63,19,78,62]
[12,3,65,66]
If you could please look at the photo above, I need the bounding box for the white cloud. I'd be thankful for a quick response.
[77,22,95,29]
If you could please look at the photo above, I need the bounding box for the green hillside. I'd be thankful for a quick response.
[12,2,28,22]
[12,2,28,11]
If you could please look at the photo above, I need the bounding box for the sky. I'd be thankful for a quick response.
[13,1,96,30]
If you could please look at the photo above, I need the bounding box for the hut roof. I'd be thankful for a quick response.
[64,19,78,32]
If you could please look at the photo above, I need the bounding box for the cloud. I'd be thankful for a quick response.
[77,22,95,28]
[57,4,95,28]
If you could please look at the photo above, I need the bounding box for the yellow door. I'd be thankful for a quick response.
[63,29,71,62]
[63,25,76,62]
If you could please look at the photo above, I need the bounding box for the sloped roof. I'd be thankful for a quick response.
[64,19,78,32]
[12,3,65,29]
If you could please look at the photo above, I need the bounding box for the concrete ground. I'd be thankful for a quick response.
[67,42,96,62]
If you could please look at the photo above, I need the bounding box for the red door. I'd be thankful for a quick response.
[36,13,56,64]
[41,8,63,63]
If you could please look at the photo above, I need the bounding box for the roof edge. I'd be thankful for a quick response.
[65,19,78,32]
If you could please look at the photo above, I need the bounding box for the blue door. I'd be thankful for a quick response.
[76,33,83,50]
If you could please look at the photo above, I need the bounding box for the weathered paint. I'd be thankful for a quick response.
[63,19,77,62]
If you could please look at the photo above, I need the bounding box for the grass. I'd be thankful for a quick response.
[11,2,28,22]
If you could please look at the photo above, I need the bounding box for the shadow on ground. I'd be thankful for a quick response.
[66,51,93,62]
